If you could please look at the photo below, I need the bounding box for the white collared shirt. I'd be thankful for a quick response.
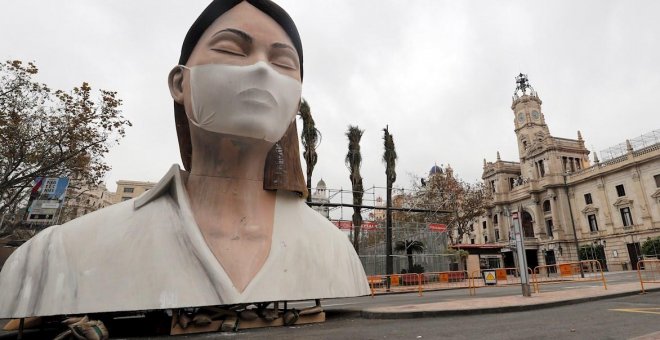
[0,165,370,318]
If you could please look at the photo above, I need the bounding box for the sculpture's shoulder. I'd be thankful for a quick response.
[266,191,370,298]
[1,198,137,278]
[0,189,218,317]
[276,191,349,242]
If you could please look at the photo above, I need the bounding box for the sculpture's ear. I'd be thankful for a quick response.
[168,66,185,105]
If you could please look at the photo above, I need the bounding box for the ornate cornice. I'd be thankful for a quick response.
[612,197,633,207]
[581,204,599,214]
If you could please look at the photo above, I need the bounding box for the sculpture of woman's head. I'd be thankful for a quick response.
[169,0,307,196]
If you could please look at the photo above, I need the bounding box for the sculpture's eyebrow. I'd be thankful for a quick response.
[272,42,297,54]
[211,28,253,44]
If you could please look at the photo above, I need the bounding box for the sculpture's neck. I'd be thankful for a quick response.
[188,125,274,182]
[184,125,276,293]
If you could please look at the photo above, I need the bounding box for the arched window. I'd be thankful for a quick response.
[543,200,551,213]
[522,211,535,238]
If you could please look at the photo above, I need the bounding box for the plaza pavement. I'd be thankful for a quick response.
[361,281,660,319]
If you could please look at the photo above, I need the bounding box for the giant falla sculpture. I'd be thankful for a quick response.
[0,0,370,318]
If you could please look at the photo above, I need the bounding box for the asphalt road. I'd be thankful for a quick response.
[203,291,660,340]
[0,271,652,339]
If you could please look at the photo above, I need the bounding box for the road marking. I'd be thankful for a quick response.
[609,308,660,315]
[562,285,601,289]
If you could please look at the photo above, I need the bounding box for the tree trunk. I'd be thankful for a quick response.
[305,175,312,203]
[352,207,362,254]
[386,185,393,276]
[407,249,413,271]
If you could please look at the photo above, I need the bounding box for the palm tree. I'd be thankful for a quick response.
[298,99,320,202]
[394,240,425,272]
[345,126,364,254]
[383,126,397,276]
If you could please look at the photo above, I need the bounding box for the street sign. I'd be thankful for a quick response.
[26,200,60,223]
[512,211,519,220]
[483,270,497,285]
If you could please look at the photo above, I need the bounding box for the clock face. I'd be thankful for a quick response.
[518,112,525,122]
[532,111,540,119]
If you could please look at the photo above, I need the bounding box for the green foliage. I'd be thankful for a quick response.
[394,240,425,254]
[446,247,469,271]
[0,60,130,219]
[642,237,660,257]
[409,263,425,274]
[395,239,425,271]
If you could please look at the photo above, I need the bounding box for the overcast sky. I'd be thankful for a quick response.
[2,1,659,210]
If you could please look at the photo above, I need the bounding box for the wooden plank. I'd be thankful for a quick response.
[237,312,325,330]
[169,312,325,335]
[170,319,222,335]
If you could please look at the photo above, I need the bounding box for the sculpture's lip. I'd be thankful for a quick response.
[237,88,277,107]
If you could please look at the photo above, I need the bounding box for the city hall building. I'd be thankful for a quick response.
[460,75,660,272]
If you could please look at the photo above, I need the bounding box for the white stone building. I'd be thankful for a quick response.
[467,74,660,271]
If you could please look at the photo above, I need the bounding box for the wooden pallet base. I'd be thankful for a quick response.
[170,311,325,335]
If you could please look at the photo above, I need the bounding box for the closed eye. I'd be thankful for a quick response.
[211,48,246,57]
[271,60,297,70]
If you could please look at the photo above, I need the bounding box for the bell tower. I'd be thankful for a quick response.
[512,74,551,178]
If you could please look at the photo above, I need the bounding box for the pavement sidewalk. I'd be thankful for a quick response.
[361,282,659,319]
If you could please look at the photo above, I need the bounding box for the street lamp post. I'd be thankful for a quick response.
[563,172,584,278]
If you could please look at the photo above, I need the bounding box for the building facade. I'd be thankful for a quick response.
[112,180,157,204]
[468,74,660,271]
[60,183,114,223]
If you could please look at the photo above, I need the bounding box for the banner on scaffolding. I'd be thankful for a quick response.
[428,223,447,232]
[331,220,379,231]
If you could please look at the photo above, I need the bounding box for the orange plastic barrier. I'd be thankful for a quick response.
[496,269,507,281]
[468,267,532,295]
[367,274,422,297]
[637,259,660,293]
[559,264,573,276]
[532,260,606,293]
[419,271,469,295]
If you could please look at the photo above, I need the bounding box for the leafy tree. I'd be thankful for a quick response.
[0,60,130,223]
[408,263,425,274]
[345,125,364,254]
[399,167,488,245]
[447,247,469,271]
[642,237,660,258]
[298,98,320,202]
[383,126,397,275]
[394,239,424,272]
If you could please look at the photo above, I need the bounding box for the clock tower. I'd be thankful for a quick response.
[512,74,552,179]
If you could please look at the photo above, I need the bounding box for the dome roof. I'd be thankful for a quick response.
[316,178,327,188]
[429,165,443,176]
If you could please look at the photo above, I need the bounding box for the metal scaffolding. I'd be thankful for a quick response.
[599,129,660,161]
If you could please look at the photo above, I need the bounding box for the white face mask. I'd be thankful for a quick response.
[180,62,302,143]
